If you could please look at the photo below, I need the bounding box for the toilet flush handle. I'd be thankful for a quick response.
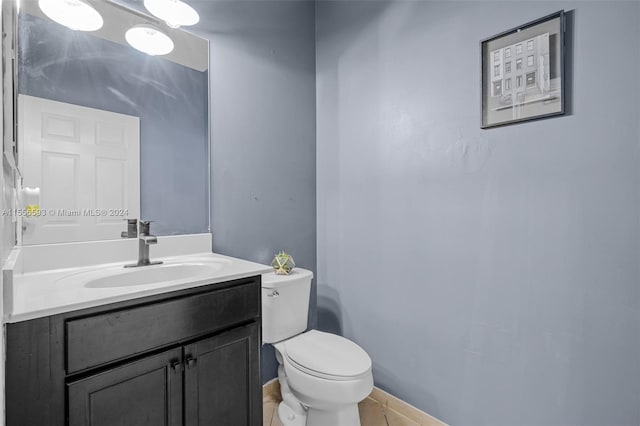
[267,290,280,298]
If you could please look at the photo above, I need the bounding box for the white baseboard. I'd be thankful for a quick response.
[369,386,447,426]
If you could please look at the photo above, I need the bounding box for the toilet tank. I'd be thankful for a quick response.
[262,268,313,344]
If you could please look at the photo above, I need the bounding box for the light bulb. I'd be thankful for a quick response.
[143,0,199,28]
[38,0,103,32]
[125,24,174,56]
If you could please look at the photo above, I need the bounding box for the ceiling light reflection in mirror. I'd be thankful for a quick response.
[125,24,174,56]
[35,0,202,57]
[38,0,103,31]
[143,0,199,28]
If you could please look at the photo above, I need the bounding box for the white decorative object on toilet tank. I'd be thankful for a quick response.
[271,251,296,275]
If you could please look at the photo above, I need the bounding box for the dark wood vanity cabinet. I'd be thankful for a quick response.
[6,276,262,426]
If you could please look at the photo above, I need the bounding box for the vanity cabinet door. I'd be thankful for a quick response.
[184,322,261,426]
[67,347,183,426]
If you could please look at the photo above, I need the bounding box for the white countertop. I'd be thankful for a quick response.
[6,252,272,323]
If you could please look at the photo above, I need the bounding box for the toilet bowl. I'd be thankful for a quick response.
[262,269,373,426]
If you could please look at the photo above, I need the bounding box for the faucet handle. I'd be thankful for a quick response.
[121,219,138,238]
[139,220,154,236]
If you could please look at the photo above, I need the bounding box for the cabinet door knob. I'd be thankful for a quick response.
[169,360,182,373]
[186,355,197,369]
[267,290,279,298]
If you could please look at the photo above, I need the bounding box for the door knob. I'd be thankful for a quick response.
[169,359,182,373]
[186,355,197,369]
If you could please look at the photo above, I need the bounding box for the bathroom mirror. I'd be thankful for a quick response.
[14,0,210,245]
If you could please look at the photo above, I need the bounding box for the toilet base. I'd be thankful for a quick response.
[278,401,307,426]
[306,405,361,426]
[277,401,361,426]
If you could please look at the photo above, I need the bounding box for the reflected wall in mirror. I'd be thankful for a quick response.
[16,0,209,245]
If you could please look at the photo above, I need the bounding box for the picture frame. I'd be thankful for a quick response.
[481,10,565,129]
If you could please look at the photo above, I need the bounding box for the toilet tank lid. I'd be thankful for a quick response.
[262,268,313,288]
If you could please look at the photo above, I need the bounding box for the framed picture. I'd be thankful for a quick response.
[481,10,565,129]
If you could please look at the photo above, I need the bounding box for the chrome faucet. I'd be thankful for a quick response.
[122,220,163,268]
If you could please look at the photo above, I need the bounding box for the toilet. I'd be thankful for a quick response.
[262,268,374,426]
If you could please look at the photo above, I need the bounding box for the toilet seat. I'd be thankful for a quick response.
[281,330,372,381]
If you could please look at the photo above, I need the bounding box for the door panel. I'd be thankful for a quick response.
[68,347,182,426]
[184,323,260,426]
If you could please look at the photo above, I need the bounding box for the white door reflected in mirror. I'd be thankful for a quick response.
[19,95,140,245]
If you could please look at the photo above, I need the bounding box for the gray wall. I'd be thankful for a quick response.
[18,13,209,236]
[316,1,640,425]
[191,0,317,383]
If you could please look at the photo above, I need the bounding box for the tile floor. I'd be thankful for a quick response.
[263,395,420,426]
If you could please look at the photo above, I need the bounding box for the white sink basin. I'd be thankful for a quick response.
[84,262,230,288]
[52,258,234,290]
[84,259,231,288]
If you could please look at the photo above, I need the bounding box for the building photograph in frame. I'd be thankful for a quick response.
[481,11,565,128]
